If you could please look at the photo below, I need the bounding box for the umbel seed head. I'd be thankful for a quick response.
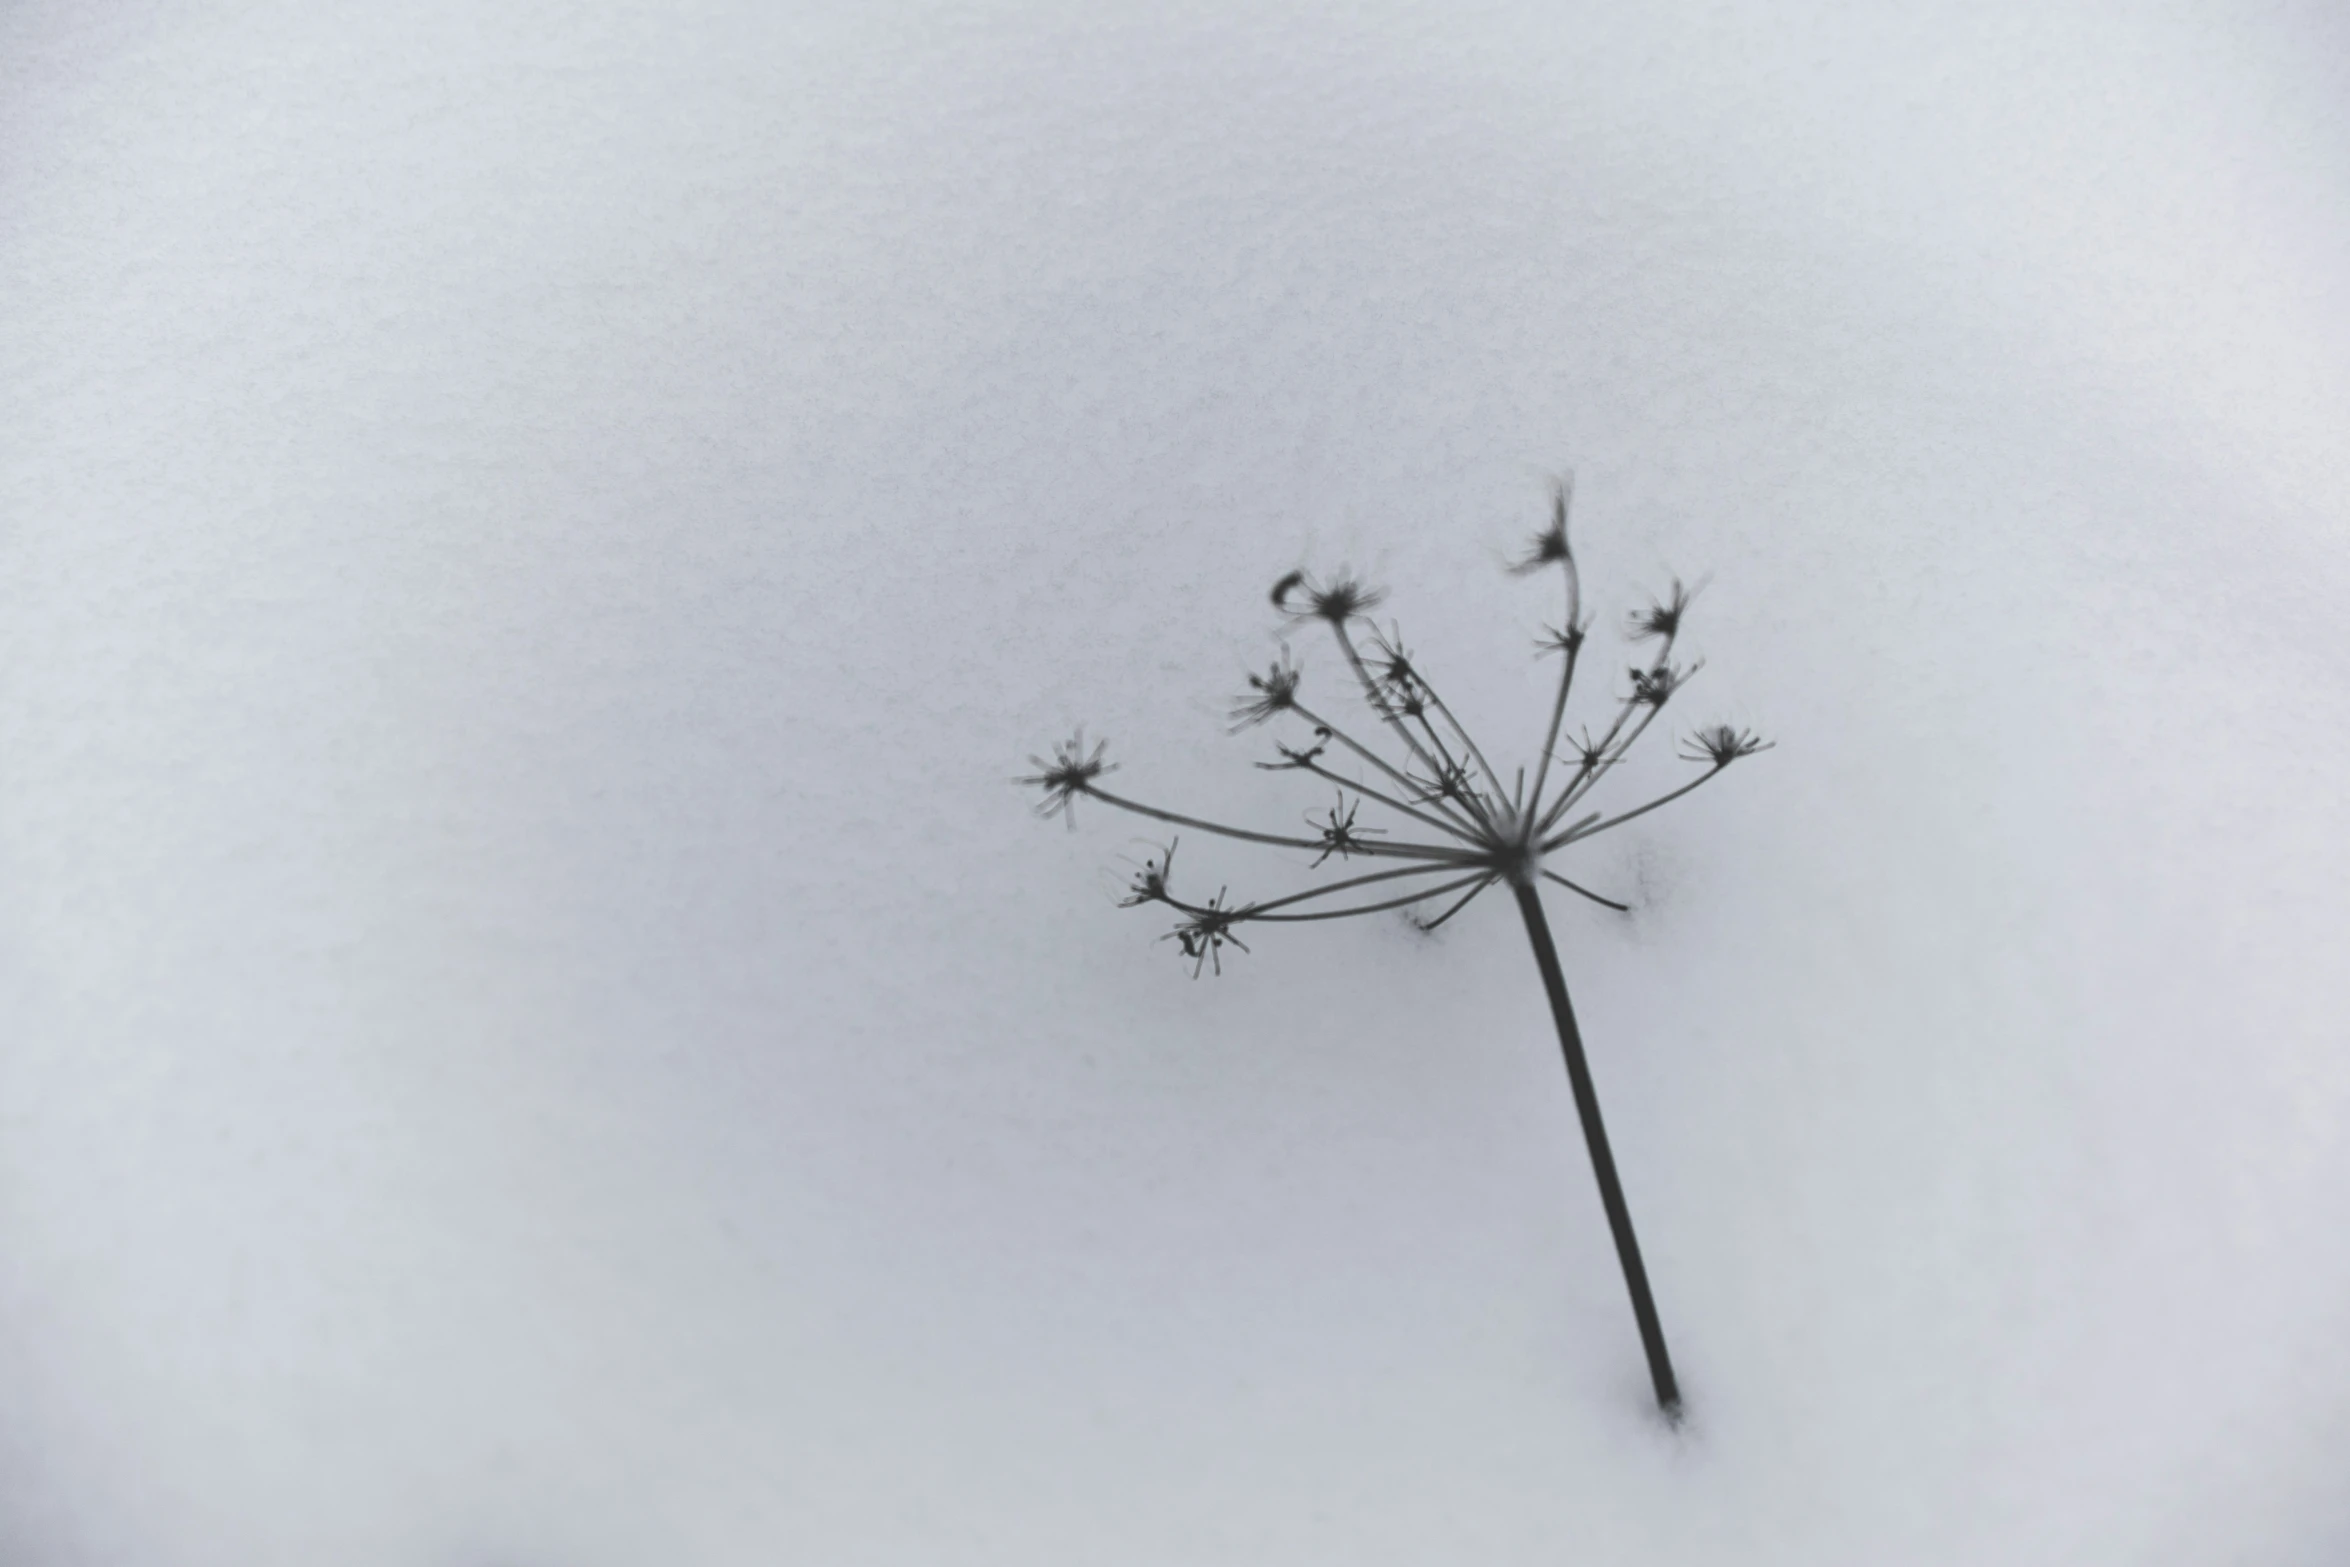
[1017,731,1113,826]
[1163,890,1250,978]
[1021,480,1768,975]
[1680,724,1774,767]
[1120,840,1178,906]
[1229,649,1304,731]
[1628,660,1698,707]
[1511,474,1575,573]
[1273,569,1386,625]
[1628,579,1694,642]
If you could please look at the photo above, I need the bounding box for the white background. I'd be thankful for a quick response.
[4,2,2347,1562]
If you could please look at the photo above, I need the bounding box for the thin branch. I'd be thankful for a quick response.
[1541,868,1629,912]
[1213,859,1471,919]
[1291,700,1485,838]
[1540,697,1666,832]
[1526,631,1584,824]
[1536,644,1700,834]
[1279,753,1480,840]
[1414,873,1498,930]
[1233,871,1494,924]
[1364,624,1510,815]
[1330,620,1449,781]
[1522,478,1584,819]
[1422,686,1512,816]
[1543,764,1728,851]
[1083,785,1471,861]
[1407,705,1503,832]
[1535,686,1643,835]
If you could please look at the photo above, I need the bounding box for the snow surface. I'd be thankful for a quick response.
[4,1,2348,1562]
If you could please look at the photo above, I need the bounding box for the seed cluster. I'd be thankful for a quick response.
[1020,479,1770,973]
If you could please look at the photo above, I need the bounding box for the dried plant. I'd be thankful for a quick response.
[1019,476,1770,1419]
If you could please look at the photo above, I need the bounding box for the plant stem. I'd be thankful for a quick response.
[1510,880,1682,1419]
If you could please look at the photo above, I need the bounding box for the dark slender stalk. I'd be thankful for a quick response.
[1334,621,1505,834]
[1536,696,1643,834]
[1541,868,1629,912]
[1239,870,1491,923]
[1542,764,1725,853]
[1282,754,1474,840]
[1414,678,1513,811]
[1526,636,1583,820]
[1416,872,1497,930]
[1525,500,1584,817]
[1291,701,1484,837]
[1510,880,1682,1419]
[1082,785,1467,861]
[1331,621,1442,774]
[1535,632,1687,835]
[1219,860,1466,917]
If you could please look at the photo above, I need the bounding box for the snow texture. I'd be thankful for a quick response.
[4,1,2348,1562]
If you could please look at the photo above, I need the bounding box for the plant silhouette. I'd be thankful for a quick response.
[1021,477,1769,1419]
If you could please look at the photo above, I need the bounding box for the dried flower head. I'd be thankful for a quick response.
[1229,649,1304,731]
[1367,625,1417,689]
[1407,755,1480,808]
[1627,579,1693,642]
[1628,660,1699,707]
[1120,839,1179,906]
[1680,725,1774,767]
[1559,725,1608,770]
[1272,569,1386,625]
[1017,731,1112,826]
[1511,474,1576,573]
[1308,794,1385,866]
[1364,626,1430,717]
[1164,890,1251,977]
[1537,616,1589,658]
